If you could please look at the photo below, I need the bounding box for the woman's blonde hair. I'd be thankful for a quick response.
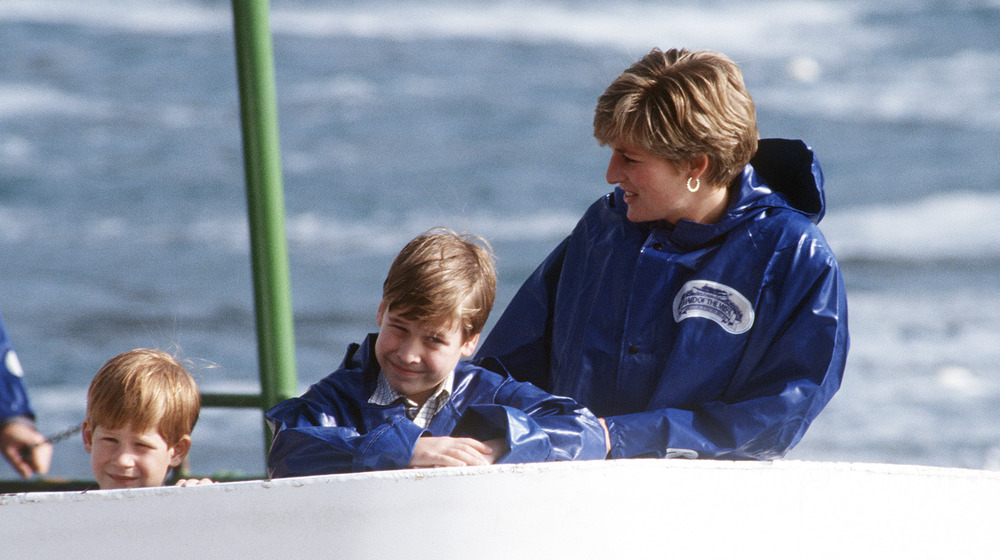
[382,227,496,341]
[594,48,758,187]
[85,348,200,446]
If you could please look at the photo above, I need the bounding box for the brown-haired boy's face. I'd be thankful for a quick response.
[82,422,189,489]
[375,303,479,407]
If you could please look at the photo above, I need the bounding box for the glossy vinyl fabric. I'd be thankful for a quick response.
[265,334,607,477]
[477,139,849,460]
[0,310,33,422]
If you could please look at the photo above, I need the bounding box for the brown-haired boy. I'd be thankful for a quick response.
[266,227,606,476]
[82,348,211,489]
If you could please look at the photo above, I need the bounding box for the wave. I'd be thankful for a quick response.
[822,191,1000,262]
[4,191,999,264]
[1,0,866,56]
[0,202,580,258]
[758,49,1000,130]
[0,85,111,120]
[6,1,998,134]
[2,0,230,35]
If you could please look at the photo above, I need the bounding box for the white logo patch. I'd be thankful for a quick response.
[672,280,755,335]
[4,350,24,377]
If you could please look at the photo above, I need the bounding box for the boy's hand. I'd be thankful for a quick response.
[598,418,611,453]
[480,438,509,464]
[409,436,493,468]
[174,478,214,487]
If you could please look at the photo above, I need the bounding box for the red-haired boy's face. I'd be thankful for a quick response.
[82,422,189,489]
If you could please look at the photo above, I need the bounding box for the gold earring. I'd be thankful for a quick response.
[686,177,700,193]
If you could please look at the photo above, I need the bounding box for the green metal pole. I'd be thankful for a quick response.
[230,0,298,442]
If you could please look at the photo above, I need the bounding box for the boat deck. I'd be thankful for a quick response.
[3,459,997,558]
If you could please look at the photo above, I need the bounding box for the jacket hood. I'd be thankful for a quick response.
[731,138,825,225]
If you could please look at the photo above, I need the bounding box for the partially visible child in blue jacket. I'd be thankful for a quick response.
[266,228,607,477]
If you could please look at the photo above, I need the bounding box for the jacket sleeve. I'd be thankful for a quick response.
[606,254,849,460]
[0,311,34,423]
[265,392,427,477]
[475,237,569,392]
[454,362,607,463]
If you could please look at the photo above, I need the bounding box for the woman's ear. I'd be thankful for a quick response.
[688,154,710,180]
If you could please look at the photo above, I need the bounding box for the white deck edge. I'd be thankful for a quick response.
[2,459,998,559]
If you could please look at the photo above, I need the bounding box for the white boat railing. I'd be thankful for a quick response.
[3,459,998,559]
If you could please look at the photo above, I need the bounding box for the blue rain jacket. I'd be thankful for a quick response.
[0,310,34,422]
[266,334,607,477]
[477,139,849,460]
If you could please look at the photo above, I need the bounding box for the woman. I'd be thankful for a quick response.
[477,48,849,460]
[0,309,52,477]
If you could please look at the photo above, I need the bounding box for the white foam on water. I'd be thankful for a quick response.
[4,189,999,264]
[6,0,997,130]
[0,85,111,119]
[822,191,1000,261]
[2,0,859,56]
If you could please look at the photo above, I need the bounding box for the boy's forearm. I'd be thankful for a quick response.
[268,417,428,476]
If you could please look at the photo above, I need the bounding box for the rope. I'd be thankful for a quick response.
[43,424,83,445]
[19,423,82,461]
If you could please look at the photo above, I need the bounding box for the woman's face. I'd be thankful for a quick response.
[605,141,696,225]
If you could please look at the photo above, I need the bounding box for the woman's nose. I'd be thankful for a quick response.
[606,152,623,184]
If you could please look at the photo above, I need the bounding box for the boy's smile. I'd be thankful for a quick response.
[82,423,189,489]
[374,303,479,406]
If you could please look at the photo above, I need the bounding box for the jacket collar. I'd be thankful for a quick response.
[614,138,825,250]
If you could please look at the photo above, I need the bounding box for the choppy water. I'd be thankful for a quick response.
[1,0,999,479]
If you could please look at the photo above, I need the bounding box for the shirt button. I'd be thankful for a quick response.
[628,345,639,355]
